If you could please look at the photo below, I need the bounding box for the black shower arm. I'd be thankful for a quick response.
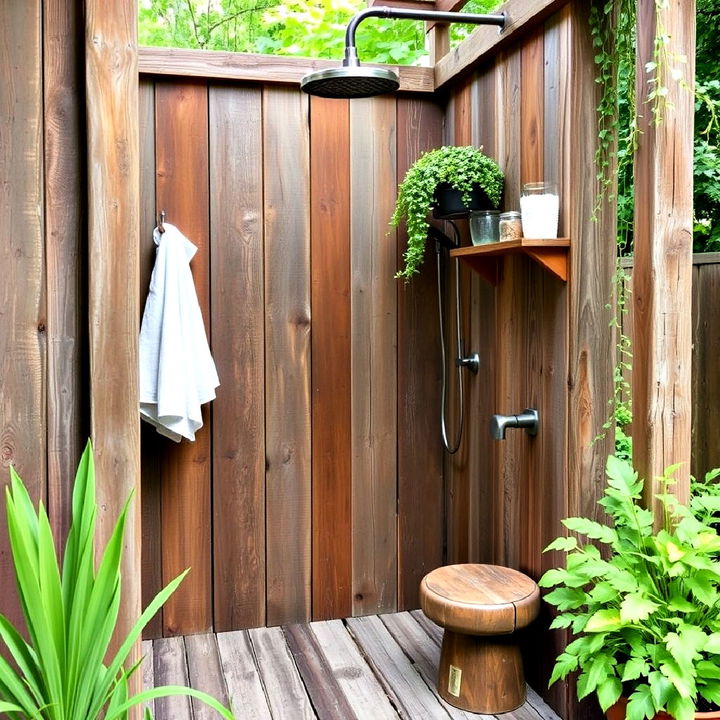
[342,6,506,65]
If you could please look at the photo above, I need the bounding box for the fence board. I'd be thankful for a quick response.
[264,88,312,627]
[154,80,212,635]
[0,0,46,631]
[396,98,445,610]
[310,96,353,621]
[210,85,266,631]
[350,96,398,616]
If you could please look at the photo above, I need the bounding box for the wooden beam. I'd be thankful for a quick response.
[138,47,434,93]
[632,0,695,509]
[434,0,570,90]
[85,0,141,712]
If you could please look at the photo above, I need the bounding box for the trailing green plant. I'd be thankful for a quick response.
[391,145,503,281]
[0,441,235,720]
[541,455,720,720]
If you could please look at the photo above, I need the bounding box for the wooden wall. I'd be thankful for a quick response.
[138,81,446,637]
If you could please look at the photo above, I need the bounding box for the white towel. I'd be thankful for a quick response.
[139,223,220,442]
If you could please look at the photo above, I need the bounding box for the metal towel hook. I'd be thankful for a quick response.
[158,210,166,234]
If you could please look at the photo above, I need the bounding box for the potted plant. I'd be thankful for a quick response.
[540,455,720,720]
[391,145,504,281]
[0,441,235,719]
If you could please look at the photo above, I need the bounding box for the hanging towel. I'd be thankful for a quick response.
[139,223,220,442]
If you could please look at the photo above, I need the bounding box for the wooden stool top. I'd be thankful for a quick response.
[420,564,540,636]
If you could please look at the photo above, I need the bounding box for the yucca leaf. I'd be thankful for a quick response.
[0,652,43,715]
[104,685,235,720]
[0,615,45,706]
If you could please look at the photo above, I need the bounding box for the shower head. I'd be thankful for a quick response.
[300,65,400,100]
[300,6,505,99]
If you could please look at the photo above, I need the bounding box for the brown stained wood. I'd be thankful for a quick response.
[138,81,163,641]
[434,0,570,90]
[154,80,213,636]
[347,615,452,719]
[311,96,353,621]
[44,0,83,549]
[350,97,398,617]
[310,620,399,719]
[216,630,273,720]
[264,88,312,627]
[184,633,230,719]
[520,29,545,185]
[284,624,359,720]
[248,627,316,719]
[633,0,695,508]
[85,0,141,701]
[396,98,444,610]
[153,636,193,720]
[438,630,526,714]
[209,85,266,631]
[0,0,45,630]
[138,47,434,92]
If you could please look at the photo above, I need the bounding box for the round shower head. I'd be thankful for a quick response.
[301,65,400,99]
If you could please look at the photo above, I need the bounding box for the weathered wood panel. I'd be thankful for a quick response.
[396,97,445,610]
[0,0,46,632]
[210,85,266,631]
[264,88,312,627]
[154,80,213,636]
[310,96,353,621]
[350,96,398,616]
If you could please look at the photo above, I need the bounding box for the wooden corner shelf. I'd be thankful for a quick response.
[450,238,570,285]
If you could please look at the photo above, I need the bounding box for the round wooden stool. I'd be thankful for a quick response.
[420,564,540,714]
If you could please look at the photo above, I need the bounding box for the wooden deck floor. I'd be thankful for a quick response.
[142,610,561,720]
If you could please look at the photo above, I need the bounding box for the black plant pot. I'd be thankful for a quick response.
[432,183,496,219]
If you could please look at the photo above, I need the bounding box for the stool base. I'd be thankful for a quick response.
[437,629,526,714]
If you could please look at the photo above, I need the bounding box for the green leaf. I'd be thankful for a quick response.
[660,658,695,698]
[622,657,650,682]
[597,676,623,711]
[585,609,623,632]
[544,536,578,552]
[620,593,659,623]
[544,586,587,611]
[626,684,656,720]
[538,568,568,587]
[549,652,578,686]
[666,694,696,720]
[697,660,720,679]
[706,632,720,654]
[549,614,573,630]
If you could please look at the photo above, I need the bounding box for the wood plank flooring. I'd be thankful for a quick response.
[142,611,560,719]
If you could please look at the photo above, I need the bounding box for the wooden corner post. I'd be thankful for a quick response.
[633,0,695,509]
[85,0,142,709]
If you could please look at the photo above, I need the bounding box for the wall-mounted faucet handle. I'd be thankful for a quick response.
[455,352,480,374]
[490,408,539,440]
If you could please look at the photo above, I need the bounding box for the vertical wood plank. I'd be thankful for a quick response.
[311,96,352,620]
[210,85,265,631]
[154,80,212,635]
[153,636,193,720]
[264,87,312,626]
[521,29,545,183]
[350,96,398,616]
[139,80,163,640]
[0,0,46,631]
[44,0,84,548]
[85,0,141,703]
[184,633,230,719]
[396,98,444,610]
[633,0,695,507]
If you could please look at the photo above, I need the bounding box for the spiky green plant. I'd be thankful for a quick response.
[391,145,503,281]
[0,441,234,720]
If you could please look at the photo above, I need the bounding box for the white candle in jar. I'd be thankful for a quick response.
[520,183,559,239]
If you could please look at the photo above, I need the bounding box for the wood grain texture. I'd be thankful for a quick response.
[632,0,695,508]
[396,98,445,610]
[184,633,230,719]
[85,0,141,704]
[44,0,84,547]
[0,0,46,631]
[210,85,266,631]
[350,96,398,616]
[311,96,353,621]
[154,80,212,635]
[434,0,570,90]
[153,636,192,720]
[138,47,434,92]
[142,639,155,717]
[138,81,163,640]
[264,88,312,626]
[520,29,544,184]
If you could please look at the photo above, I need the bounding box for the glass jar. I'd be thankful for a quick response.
[520,182,559,239]
[469,210,499,245]
[499,211,522,242]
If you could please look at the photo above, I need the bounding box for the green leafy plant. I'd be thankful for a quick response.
[541,455,720,720]
[0,441,235,720]
[391,145,503,281]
